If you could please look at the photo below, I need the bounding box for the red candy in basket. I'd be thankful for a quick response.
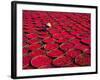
[60,43,74,51]
[27,39,39,44]
[81,38,90,45]
[53,33,62,39]
[31,55,52,68]
[56,38,68,43]
[75,54,91,66]
[38,33,50,39]
[75,43,89,51]
[29,43,41,51]
[29,49,45,58]
[71,38,80,44]
[43,37,55,43]
[26,33,38,39]
[44,43,58,50]
[49,29,58,34]
[67,49,81,58]
[47,49,63,58]
[53,55,73,67]
[83,48,90,55]
[23,56,31,69]
[23,48,28,55]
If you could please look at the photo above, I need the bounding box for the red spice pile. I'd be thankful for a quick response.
[23,10,91,69]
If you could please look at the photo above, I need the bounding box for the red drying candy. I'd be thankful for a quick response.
[44,43,58,50]
[29,49,45,58]
[23,37,28,41]
[56,38,68,43]
[75,54,91,66]
[71,39,80,44]
[71,31,79,36]
[29,43,41,51]
[23,56,31,69]
[66,34,75,39]
[27,39,39,44]
[61,31,69,36]
[53,33,62,39]
[23,48,28,55]
[39,33,49,39]
[23,42,27,47]
[34,27,45,31]
[49,29,58,34]
[66,49,81,58]
[38,31,48,35]
[43,37,55,43]
[31,55,52,68]
[60,43,74,51]
[47,49,63,58]
[76,33,89,39]
[83,48,90,55]
[26,33,38,39]
[75,43,89,51]
[53,55,73,67]
[57,26,63,31]
[81,38,90,45]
